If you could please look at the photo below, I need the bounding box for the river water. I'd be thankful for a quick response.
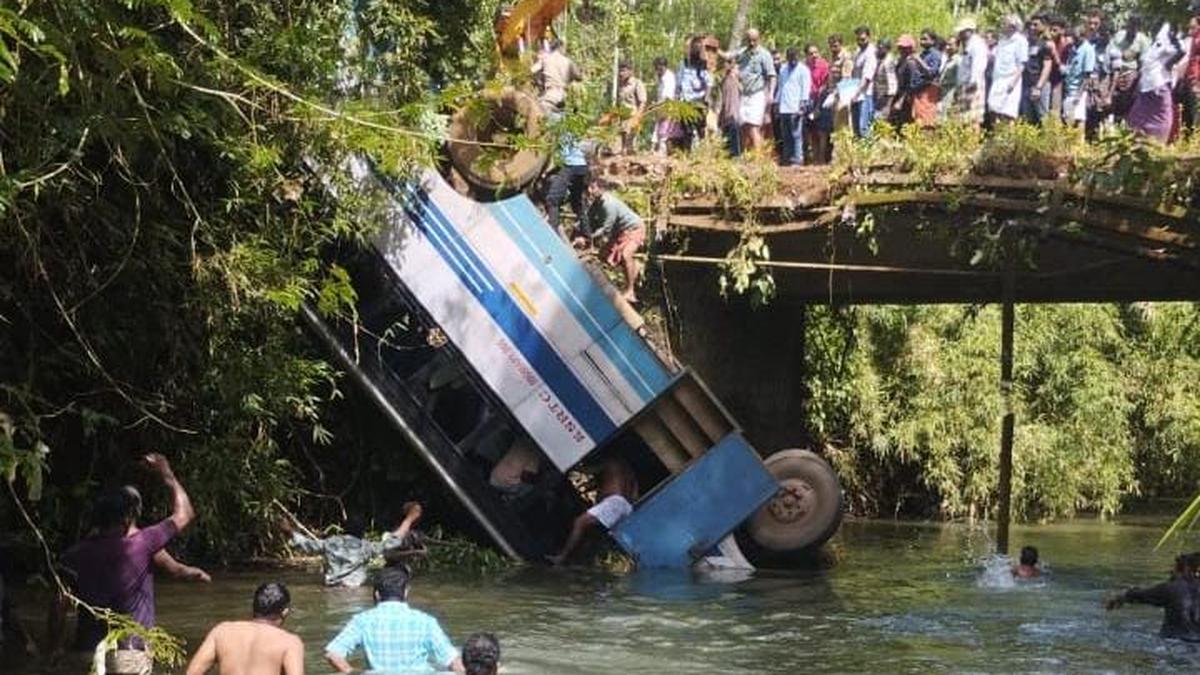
[12,518,1200,673]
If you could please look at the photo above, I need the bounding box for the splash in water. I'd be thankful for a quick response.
[976,553,1020,589]
[976,553,1048,589]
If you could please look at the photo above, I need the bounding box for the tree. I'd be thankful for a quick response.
[0,0,497,560]
[730,0,754,47]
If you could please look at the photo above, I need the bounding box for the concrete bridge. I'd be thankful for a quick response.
[598,154,1199,553]
[601,156,1200,305]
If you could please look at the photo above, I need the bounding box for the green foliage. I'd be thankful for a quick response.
[0,410,50,502]
[981,0,1191,28]
[670,140,782,305]
[1159,487,1200,550]
[1074,126,1200,209]
[806,303,1200,521]
[836,120,1087,186]
[93,608,188,672]
[0,0,496,561]
[416,529,515,575]
[975,121,1076,179]
[780,0,954,48]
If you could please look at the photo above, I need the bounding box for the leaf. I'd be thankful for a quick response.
[21,443,48,501]
[0,40,17,82]
[1157,491,1200,551]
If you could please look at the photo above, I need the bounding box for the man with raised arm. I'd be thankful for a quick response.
[186,582,304,675]
[532,39,582,111]
[282,501,425,588]
[55,453,195,670]
[119,485,211,583]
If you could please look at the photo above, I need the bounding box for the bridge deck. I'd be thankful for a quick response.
[597,155,1200,305]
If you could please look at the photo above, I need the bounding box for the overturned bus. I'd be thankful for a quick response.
[303,161,842,568]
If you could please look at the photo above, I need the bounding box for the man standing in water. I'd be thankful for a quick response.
[546,457,638,566]
[120,485,211,583]
[282,501,424,588]
[185,582,304,675]
[325,566,463,673]
[54,453,195,670]
[1106,552,1200,641]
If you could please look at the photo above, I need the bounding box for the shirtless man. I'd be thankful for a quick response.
[186,582,304,675]
[546,458,638,565]
[1012,545,1042,579]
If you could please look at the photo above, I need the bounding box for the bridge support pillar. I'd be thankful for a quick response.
[997,271,1015,555]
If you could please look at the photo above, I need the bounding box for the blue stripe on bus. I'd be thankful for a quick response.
[398,185,618,443]
[490,197,674,397]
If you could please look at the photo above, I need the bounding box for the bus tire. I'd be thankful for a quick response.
[740,449,843,565]
[446,88,549,197]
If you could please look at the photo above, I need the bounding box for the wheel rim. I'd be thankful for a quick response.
[767,478,816,524]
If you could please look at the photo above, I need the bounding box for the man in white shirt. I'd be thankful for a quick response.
[957,17,991,128]
[546,458,638,565]
[651,56,678,155]
[776,47,812,165]
[1128,22,1185,143]
[851,26,879,137]
[988,15,1030,122]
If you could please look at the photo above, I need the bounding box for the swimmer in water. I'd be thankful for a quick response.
[1013,545,1041,579]
[1105,552,1200,642]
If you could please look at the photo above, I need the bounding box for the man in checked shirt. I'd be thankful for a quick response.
[325,565,464,673]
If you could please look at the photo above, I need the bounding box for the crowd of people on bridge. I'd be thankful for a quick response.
[530,6,1200,291]
[535,4,1200,169]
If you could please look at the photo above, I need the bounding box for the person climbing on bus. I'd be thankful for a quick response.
[546,457,638,566]
[1105,552,1200,641]
[281,501,425,588]
[573,177,646,305]
[1012,545,1041,579]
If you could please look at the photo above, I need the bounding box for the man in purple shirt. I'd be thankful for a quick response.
[55,453,195,658]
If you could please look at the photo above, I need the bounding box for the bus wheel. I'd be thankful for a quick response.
[740,449,843,566]
[446,87,549,197]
